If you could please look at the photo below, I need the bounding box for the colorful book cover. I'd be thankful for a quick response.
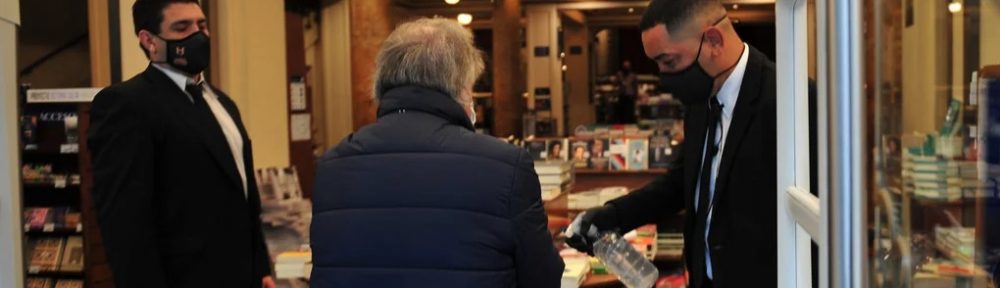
[25,208,50,230]
[627,138,649,171]
[26,278,52,288]
[29,237,64,272]
[54,280,83,288]
[546,138,569,161]
[59,236,84,272]
[648,130,675,169]
[609,138,628,171]
[570,139,591,168]
[589,137,610,170]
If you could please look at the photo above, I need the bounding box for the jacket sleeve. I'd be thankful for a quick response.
[608,151,686,232]
[87,89,168,288]
[511,151,565,288]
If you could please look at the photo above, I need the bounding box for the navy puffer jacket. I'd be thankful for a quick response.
[311,86,564,287]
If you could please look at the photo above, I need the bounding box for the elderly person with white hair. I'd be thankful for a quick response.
[310,18,564,287]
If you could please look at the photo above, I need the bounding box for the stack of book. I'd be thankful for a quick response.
[935,226,975,265]
[535,160,574,201]
[656,232,684,259]
[568,187,628,210]
[560,255,590,288]
[26,236,83,273]
[274,251,312,279]
[903,152,988,201]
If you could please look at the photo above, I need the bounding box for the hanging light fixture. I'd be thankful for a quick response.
[948,0,962,13]
[445,0,460,4]
[457,13,473,25]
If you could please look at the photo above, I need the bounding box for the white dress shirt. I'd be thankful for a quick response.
[153,64,248,198]
[693,43,749,280]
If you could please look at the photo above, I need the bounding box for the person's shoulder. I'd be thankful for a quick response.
[93,75,155,108]
[450,130,529,167]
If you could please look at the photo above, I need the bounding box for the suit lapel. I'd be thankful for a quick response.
[711,48,765,207]
[142,67,247,195]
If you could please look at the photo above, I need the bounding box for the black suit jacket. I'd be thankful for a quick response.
[88,66,271,288]
[608,46,778,288]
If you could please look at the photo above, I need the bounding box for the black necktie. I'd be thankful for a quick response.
[697,96,722,219]
[185,83,205,105]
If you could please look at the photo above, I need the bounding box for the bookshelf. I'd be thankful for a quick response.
[18,86,98,286]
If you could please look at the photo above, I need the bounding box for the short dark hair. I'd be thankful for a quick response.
[639,0,722,35]
[132,0,200,35]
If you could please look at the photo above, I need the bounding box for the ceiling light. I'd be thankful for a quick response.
[628,8,635,13]
[457,13,473,25]
[949,1,962,13]
[445,0,460,5]
[732,4,739,10]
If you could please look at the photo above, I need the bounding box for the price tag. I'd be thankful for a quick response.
[43,224,55,232]
[60,144,79,154]
[54,179,67,188]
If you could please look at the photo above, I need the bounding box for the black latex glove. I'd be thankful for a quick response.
[565,205,619,255]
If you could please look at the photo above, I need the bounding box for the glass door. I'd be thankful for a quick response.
[865,0,1000,287]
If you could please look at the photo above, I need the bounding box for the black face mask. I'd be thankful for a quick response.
[659,34,714,105]
[154,31,210,75]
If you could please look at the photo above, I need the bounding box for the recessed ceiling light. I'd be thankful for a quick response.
[948,1,963,13]
[457,13,473,25]
[628,8,635,13]
[445,0,460,5]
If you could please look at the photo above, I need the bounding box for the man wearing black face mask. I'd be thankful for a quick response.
[567,0,779,287]
[88,1,275,287]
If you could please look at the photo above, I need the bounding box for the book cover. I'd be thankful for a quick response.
[648,130,675,169]
[54,280,83,288]
[25,208,50,230]
[588,137,610,170]
[608,138,628,171]
[570,139,590,168]
[50,207,68,230]
[59,236,84,272]
[26,278,52,288]
[29,237,64,272]
[546,138,569,161]
[627,138,649,171]
[64,212,81,230]
[526,139,548,160]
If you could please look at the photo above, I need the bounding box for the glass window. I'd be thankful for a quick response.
[867,0,1000,287]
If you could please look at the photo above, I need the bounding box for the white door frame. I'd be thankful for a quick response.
[776,0,864,287]
[0,0,23,287]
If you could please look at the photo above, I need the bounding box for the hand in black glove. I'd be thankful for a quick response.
[565,205,619,255]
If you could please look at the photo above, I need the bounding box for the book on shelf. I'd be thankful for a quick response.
[28,237,65,272]
[608,138,628,171]
[545,138,569,161]
[26,277,53,288]
[588,138,610,170]
[25,208,50,230]
[59,236,84,272]
[569,139,590,169]
[648,130,676,169]
[53,280,83,288]
[626,138,649,171]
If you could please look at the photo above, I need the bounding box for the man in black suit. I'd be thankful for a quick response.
[568,0,778,287]
[88,1,274,287]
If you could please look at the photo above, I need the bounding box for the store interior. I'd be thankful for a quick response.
[3,0,1000,287]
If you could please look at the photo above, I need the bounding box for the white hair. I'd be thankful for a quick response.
[373,18,485,102]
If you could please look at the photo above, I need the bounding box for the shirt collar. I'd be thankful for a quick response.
[152,63,205,92]
[716,43,749,118]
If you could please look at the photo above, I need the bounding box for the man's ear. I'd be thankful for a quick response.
[137,30,159,59]
[704,27,725,56]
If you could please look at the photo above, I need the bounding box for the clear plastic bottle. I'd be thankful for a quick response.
[592,232,659,288]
